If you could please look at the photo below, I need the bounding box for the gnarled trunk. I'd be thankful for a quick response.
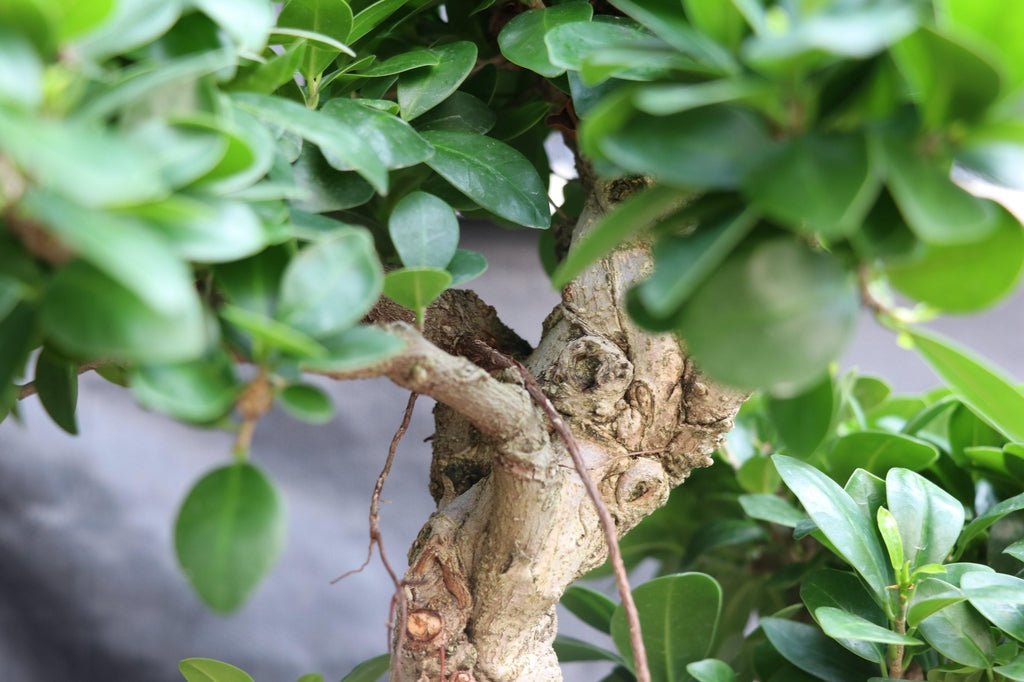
[379,180,745,681]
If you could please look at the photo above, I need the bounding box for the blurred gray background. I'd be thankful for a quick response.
[1,224,1022,682]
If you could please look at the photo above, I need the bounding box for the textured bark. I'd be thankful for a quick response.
[333,180,746,681]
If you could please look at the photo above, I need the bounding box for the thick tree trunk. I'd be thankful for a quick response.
[383,180,746,681]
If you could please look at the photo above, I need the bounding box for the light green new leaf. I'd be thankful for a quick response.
[192,0,273,51]
[383,268,452,318]
[886,468,964,569]
[679,238,858,394]
[278,228,384,339]
[828,431,939,485]
[420,130,550,229]
[760,617,876,682]
[397,42,476,121]
[561,585,617,634]
[774,455,892,605]
[278,384,334,424]
[340,654,389,681]
[962,571,1024,642]
[940,0,1024,89]
[192,108,276,195]
[816,607,920,645]
[388,192,459,269]
[175,463,286,612]
[322,99,434,170]
[131,353,239,423]
[909,329,1024,443]
[498,2,593,77]
[278,0,353,79]
[876,507,904,572]
[55,0,116,42]
[179,657,254,682]
[296,675,324,682]
[34,349,79,435]
[916,578,996,668]
[610,573,721,680]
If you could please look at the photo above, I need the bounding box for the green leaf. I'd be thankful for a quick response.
[230,40,306,94]
[55,0,116,42]
[545,19,658,77]
[34,349,79,435]
[175,463,285,612]
[131,353,239,423]
[0,303,39,409]
[637,206,759,316]
[679,238,858,394]
[739,494,807,528]
[957,124,1024,193]
[743,133,877,239]
[686,659,736,682]
[774,455,892,605]
[885,208,1024,313]
[179,657,254,682]
[191,0,273,52]
[300,326,404,373]
[882,135,996,245]
[498,2,593,77]
[446,249,487,286]
[383,268,452,317]
[0,28,42,110]
[397,41,476,121]
[816,607,921,645]
[291,148,375,213]
[907,577,964,627]
[801,568,888,664]
[220,305,327,359]
[42,263,210,364]
[132,196,268,265]
[232,92,387,194]
[553,635,624,663]
[193,109,276,195]
[420,130,550,229]
[296,675,324,682]
[349,0,411,42]
[607,0,736,71]
[278,0,352,79]
[916,578,996,668]
[767,373,834,458]
[760,617,877,682]
[278,228,384,339]
[1006,538,1024,563]
[388,192,459,269]
[553,185,685,289]
[997,655,1024,682]
[321,99,434,170]
[278,383,334,424]
[610,573,721,679]
[561,585,617,634]
[909,329,1024,443]
[891,27,1002,127]
[735,454,780,494]
[876,507,904,573]
[962,571,1024,643]
[940,0,1024,90]
[828,431,939,485]
[599,106,773,190]
[886,468,964,569]
[682,0,745,49]
[340,654,389,681]
[415,91,496,135]
[633,79,769,116]
[958,492,1024,558]
[72,0,181,61]
[359,49,439,76]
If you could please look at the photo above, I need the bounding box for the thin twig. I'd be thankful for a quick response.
[471,341,651,682]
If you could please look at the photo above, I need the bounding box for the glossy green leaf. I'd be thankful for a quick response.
[907,577,964,627]
[278,383,334,424]
[388,192,459,269]
[232,92,387,193]
[638,207,759,317]
[882,135,996,245]
[131,354,239,423]
[962,571,1024,642]
[397,41,476,121]
[738,494,806,528]
[909,329,1024,443]
[34,349,79,435]
[175,463,285,612]
[498,2,593,77]
[886,468,964,569]
[554,635,623,663]
[300,326,404,373]
[958,492,1024,558]
[420,130,549,229]
[291,148,374,213]
[876,507,904,572]
[42,263,210,364]
[383,268,452,317]
[743,133,877,239]
[885,208,1024,312]
[179,657,254,682]
[192,0,273,52]
[446,249,487,287]
[760,617,876,682]
[679,238,858,394]
[816,607,920,645]
[546,19,657,76]
[278,228,384,338]
[278,0,352,79]
[340,654,389,681]
[774,455,892,604]
[916,578,996,668]
[828,431,939,485]
[767,373,834,457]
[359,49,438,76]
[801,568,887,663]
[600,107,773,189]
[844,470,887,532]
[415,91,496,135]
[610,573,721,680]
[322,99,434,170]
[561,585,616,634]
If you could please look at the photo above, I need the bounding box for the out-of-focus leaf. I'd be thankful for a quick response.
[498,2,593,77]
[34,349,79,435]
[179,657,254,682]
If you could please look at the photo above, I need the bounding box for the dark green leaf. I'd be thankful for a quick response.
[34,349,79,435]
[962,571,1024,642]
[679,238,858,394]
[958,492,1024,558]
[553,635,623,663]
[383,268,452,317]
[610,573,721,679]
[388,192,459,269]
[886,468,964,569]
[767,373,834,458]
[420,130,550,229]
[278,228,384,338]
[916,578,996,668]
[340,654,389,681]
[498,2,593,77]
[801,568,887,663]
[175,463,285,612]
[131,353,239,423]
[446,249,487,287]
[221,305,328,359]
[322,99,434,170]
[397,41,476,121]
[760,617,877,682]
[278,383,334,424]
[291,147,375,213]
[907,577,964,627]
[561,585,616,634]
[192,109,276,195]
[179,657,254,682]
[816,607,920,645]
[414,92,496,134]
[349,0,411,42]
[828,431,939,484]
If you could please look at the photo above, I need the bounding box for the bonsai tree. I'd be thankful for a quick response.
[2,0,1024,680]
